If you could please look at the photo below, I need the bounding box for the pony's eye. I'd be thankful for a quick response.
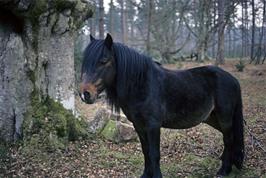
[100,58,109,65]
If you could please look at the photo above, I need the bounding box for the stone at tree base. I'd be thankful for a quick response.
[116,121,138,142]
[100,119,138,143]
[92,108,138,143]
[87,108,111,134]
[100,120,118,142]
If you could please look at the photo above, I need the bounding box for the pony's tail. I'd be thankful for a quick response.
[232,92,245,170]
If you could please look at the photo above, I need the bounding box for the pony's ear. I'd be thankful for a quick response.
[104,33,113,50]
[90,34,95,42]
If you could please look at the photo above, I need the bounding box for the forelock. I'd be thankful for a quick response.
[82,40,105,74]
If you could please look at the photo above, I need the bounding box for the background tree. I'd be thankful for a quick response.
[83,0,266,65]
[99,0,104,38]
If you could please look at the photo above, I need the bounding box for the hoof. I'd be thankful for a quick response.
[233,158,243,170]
[217,166,232,177]
[140,172,150,178]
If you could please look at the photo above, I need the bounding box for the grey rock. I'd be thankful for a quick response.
[89,108,137,143]
[88,108,111,134]
[116,121,138,142]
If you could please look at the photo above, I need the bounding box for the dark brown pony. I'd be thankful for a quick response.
[80,34,244,178]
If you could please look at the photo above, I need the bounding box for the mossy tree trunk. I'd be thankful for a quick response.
[0,0,93,142]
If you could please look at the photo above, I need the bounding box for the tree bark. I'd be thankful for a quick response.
[99,0,104,39]
[146,0,153,53]
[250,0,256,62]
[0,0,92,141]
[216,0,225,65]
[119,0,127,43]
[196,0,211,62]
[109,0,115,37]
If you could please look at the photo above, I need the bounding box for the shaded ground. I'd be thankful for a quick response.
[1,61,266,178]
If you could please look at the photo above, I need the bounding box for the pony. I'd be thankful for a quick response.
[79,34,244,178]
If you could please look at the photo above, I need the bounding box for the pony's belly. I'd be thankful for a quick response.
[162,117,202,129]
[162,116,203,129]
[162,104,214,129]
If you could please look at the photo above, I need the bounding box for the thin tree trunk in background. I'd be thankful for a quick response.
[90,18,96,37]
[196,0,206,62]
[228,25,231,58]
[124,0,128,43]
[203,0,211,61]
[99,0,104,39]
[126,0,133,45]
[241,0,248,58]
[232,18,236,58]
[254,0,266,64]
[263,0,266,64]
[129,1,135,41]
[244,0,248,57]
[197,0,211,61]
[212,0,217,58]
[146,0,153,53]
[120,0,127,43]
[250,0,256,62]
[109,0,115,37]
[216,0,225,65]
[241,0,244,58]
[90,0,96,37]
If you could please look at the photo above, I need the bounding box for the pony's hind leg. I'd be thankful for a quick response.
[214,95,244,176]
[217,129,234,176]
[205,113,234,176]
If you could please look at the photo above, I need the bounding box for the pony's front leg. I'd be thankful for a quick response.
[134,124,162,178]
[134,126,151,178]
[146,126,162,178]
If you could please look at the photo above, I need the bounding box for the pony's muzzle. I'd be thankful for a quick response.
[80,91,95,104]
[80,82,100,104]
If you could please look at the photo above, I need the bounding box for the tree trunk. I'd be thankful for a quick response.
[146,0,153,53]
[212,0,217,58]
[253,0,266,64]
[196,0,211,62]
[262,0,266,64]
[250,0,256,63]
[120,0,127,43]
[243,0,249,57]
[216,0,225,65]
[90,18,96,37]
[99,0,104,39]
[89,0,96,37]
[109,0,115,37]
[0,0,92,141]
[228,25,231,58]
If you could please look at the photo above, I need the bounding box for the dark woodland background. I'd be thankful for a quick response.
[76,0,266,65]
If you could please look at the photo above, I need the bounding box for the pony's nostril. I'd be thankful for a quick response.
[84,91,91,101]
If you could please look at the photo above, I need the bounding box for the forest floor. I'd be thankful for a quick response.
[1,61,266,178]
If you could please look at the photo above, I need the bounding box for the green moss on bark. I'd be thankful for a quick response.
[100,120,118,142]
[22,90,88,152]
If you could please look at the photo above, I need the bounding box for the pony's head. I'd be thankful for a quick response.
[80,34,116,104]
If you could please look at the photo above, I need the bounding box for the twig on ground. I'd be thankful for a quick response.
[244,120,266,153]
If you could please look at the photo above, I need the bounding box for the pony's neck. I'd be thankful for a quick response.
[106,43,154,109]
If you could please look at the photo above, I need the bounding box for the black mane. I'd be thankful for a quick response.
[82,40,105,74]
[108,42,155,112]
